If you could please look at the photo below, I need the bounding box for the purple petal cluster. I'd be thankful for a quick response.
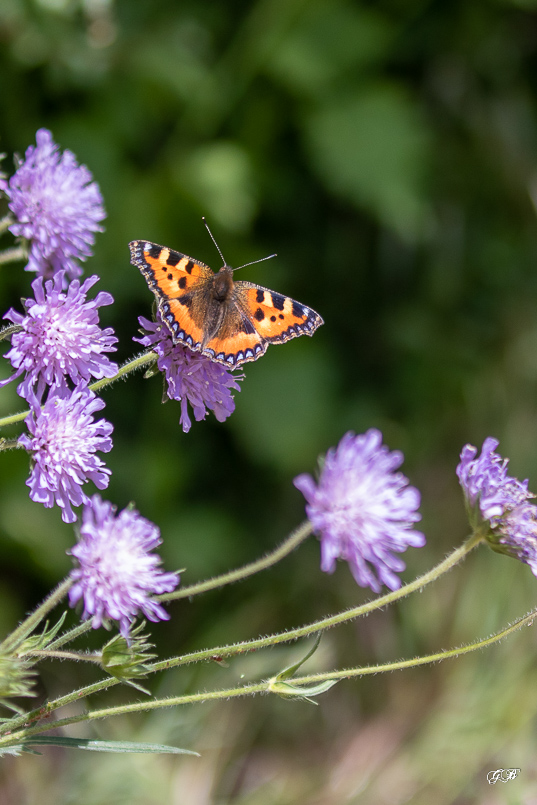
[19,386,113,523]
[1,271,117,402]
[294,429,425,593]
[456,437,532,527]
[68,495,179,637]
[0,129,105,280]
[457,437,537,577]
[135,314,242,432]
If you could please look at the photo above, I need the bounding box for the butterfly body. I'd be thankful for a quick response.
[130,240,323,368]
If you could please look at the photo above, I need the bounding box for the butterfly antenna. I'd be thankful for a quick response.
[235,253,277,271]
[202,217,227,266]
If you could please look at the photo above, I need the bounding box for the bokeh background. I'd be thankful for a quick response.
[1,0,537,802]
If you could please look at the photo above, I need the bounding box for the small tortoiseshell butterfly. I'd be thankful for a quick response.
[129,221,323,368]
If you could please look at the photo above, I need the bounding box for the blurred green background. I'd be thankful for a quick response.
[1,0,537,802]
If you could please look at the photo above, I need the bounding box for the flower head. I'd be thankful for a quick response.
[294,429,425,593]
[135,314,242,432]
[456,437,532,528]
[0,129,105,280]
[1,271,117,402]
[68,495,179,637]
[457,437,537,576]
[19,386,113,523]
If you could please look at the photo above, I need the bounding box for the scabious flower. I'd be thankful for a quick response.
[0,128,105,280]
[294,430,425,593]
[68,495,179,637]
[457,437,537,576]
[19,386,113,523]
[0,271,117,402]
[135,313,242,433]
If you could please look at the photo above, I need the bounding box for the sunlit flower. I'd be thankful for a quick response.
[68,495,179,637]
[0,128,105,280]
[19,386,113,523]
[1,271,117,402]
[135,313,242,433]
[294,429,425,592]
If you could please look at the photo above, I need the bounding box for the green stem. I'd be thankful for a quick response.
[47,620,93,651]
[0,324,22,342]
[0,215,14,236]
[0,246,27,265]
[0,533,484,736]
[159,520,313,602]
[0,351,158,429]
[3,602,534,745]
[273,606,537,687]
[88,351,157,393]
[0,578,72,654]
[0,438,23,451]
[151,531,484,671]
[3,677,123,734]
[23,649,101,664]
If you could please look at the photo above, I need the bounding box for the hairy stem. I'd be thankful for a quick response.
[159,519,313,601]
[3,601,534,746]
[0,578,72,654]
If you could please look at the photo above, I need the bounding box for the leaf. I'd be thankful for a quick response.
[276,633,322,681]
[19,736,200,755]
[269,678,338,703]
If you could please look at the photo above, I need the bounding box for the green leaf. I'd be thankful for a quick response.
[270,678,338,703]
[276,633,322,681]
[19,737,200,755]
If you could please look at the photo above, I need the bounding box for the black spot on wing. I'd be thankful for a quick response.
[148,244,161,259]
[184,261,194,275]
[178,276,187,289]
[271,293,285,311]
[166,252,181,267]
[255,289,264,303]
[254,308,265,322]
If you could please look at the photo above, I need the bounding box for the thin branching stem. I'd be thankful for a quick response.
[2,603,534,746]
[159,519,313,601]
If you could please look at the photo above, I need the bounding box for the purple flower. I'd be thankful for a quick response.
[456,437,532,528]
[492,502,537,574]
[294,430,425,593]
[19,386,113,523]
[0,129,105,280]
[457,437,537,576]
[1,271,117,402]
[68,495,179,637]
[135,314,242,433]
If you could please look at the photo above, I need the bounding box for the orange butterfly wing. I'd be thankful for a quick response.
[129,240,213,351]
[201,282,324,367]
[130,240,324,368]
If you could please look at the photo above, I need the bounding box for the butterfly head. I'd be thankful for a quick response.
[213,266,235,300]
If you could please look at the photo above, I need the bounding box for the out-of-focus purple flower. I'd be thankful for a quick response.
[456,437,532,528]
[68,495,179,637]
[19,386,113,523]
[0,271,117,402]
[135,313,242,433]
[457,437,537,577]
[0,129,105,280]
[493,502,537,576]
[294,429,425,593]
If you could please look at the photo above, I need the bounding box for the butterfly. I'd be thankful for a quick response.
[129,223,323,368]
